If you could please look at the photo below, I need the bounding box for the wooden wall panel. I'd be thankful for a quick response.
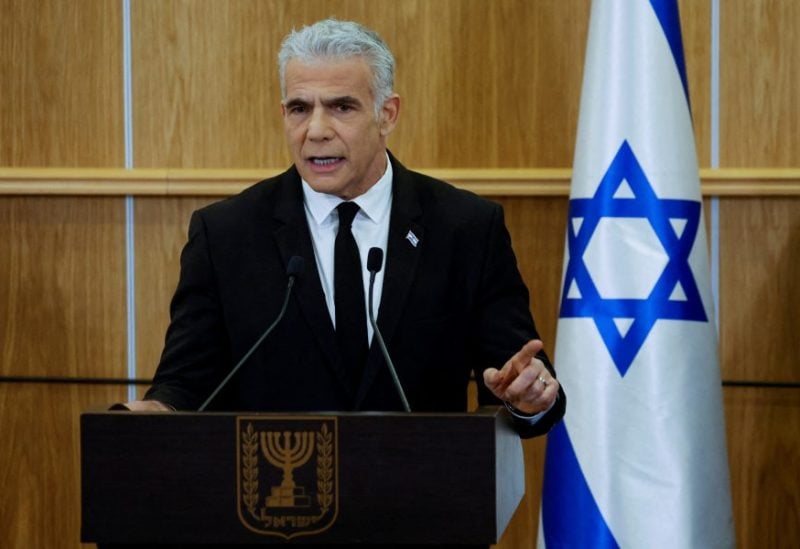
[0,0,726,170]
[388,0,590,168]
[132,0,591,169]
[678,0,711,167]
[0,197,127,378]
[496,196,569,352]
[725,386,800,549]
[134,197,217,382]
[131,0,287,169]
[0,382,127,549]
[0,0,123,167]
[719,197,800,382]
[721,0,800,167]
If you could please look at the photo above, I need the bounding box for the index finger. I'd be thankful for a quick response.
[509,339,544,374]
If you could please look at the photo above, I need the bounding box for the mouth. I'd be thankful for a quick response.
[310,156,342,164]
[306,156,345,173]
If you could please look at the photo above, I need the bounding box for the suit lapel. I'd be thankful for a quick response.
[270,169,355,399]
[355,155,424,408]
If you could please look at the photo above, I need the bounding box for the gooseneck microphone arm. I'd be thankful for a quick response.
[367,247,411,412]
[198,256,304,411]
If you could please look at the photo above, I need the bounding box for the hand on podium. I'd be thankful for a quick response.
[110,400,174,412]
[483,339,560,416]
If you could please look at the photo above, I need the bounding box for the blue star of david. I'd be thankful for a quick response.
[560,140,707,376]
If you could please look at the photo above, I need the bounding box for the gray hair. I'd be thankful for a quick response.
[278,19,395,117]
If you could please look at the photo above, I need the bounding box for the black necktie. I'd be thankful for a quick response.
[335,202,368,391]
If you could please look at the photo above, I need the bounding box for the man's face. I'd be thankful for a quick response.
[281,57,399,200]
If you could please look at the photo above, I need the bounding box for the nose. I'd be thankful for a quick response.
[306,107,334,141]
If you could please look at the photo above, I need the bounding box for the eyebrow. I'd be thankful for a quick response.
[284,98,311,110]
[323,95,362,108]
[284,95,363,110]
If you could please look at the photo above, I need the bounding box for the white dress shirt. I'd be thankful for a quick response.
[301,155,393,344]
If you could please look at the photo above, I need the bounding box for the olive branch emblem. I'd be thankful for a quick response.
[316,424,334,514]
[241,423,260,518]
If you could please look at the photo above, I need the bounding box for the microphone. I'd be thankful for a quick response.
[367,247,411,412]
[198,255,304,411]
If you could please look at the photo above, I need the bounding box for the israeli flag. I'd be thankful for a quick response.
[539,1,734,547]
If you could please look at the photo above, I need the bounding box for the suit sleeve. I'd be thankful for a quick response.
[144,211,232,410]
[472,203,566,438]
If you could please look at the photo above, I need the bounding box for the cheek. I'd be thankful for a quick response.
[347,127,377,153]
[285,128,304,149]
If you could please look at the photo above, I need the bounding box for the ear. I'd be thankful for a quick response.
[379,94,400,137]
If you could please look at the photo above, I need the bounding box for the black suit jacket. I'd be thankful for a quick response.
[146,154,565,437]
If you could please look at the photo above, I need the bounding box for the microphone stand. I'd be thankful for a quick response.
[367,248,411,412]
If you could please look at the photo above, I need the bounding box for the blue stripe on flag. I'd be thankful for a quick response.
[542,422,619,548]
[649,0,690,105]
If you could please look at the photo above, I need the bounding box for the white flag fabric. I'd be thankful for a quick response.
[539,1,734,547]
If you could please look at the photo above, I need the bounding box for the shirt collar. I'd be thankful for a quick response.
[302,153,393,227]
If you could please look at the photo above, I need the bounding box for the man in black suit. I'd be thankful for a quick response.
[124,19,564,438]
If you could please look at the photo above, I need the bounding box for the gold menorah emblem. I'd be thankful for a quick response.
[237,416,338,539]
[262,431,315,508]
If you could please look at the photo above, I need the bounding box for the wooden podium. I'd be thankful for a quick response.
[80,407,525,545]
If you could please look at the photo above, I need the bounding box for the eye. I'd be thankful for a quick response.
[285,101,309,115]
[335,103,353,113]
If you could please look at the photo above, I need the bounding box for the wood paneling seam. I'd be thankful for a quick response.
[123,0,137,399]
[710,0,721,332]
